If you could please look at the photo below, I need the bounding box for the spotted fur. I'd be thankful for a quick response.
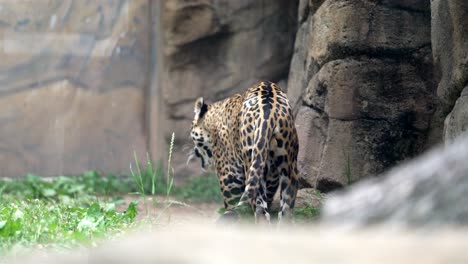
[190,81,299,223]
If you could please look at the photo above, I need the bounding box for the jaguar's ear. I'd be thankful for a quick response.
[194,97,208,121]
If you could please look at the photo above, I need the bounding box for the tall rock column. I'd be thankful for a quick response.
[430,1,468,143]
[288,0,435,191]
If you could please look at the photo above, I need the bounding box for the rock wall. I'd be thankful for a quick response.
[430,0,468,143]
[0,0,150,176]
[1,0,467,185]
[157,0,298,176]
[288,0,435,190]
[0,0,298,178]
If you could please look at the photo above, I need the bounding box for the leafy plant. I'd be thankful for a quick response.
[0,172,132,201]
[0,197,137,254]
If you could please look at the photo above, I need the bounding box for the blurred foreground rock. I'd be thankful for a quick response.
[6,225,468,264]
[322,133,468,227]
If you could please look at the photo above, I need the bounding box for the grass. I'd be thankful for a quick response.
[0,172,221,205]
[171,174,222,203]
[294,189,322,223]
[129,133,176,217]
[0,195,137,255]
[0,126,321,256]
[0,171,140,255]
[0,170,323,255]
[0,170,221,256]
[0,132,223,256]
[0,172,131,200]
[294,206,321,223]
[127,133,221,204]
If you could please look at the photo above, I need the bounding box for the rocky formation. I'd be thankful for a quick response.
[322,132,468,228]
[157,0,298,176]
[0,0,299,178]
[444,89,468,142]
[0,0,150,176]
[0,0,467,188]
[288,0,435,190]
[430,0,468,143]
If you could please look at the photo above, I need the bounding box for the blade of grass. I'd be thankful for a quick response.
[129,163,143,195]
[133,151,145,196]
[166,133,175,197]
[146,152,156,196]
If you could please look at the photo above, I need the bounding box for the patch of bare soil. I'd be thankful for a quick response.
[114,188,325,226]
[116,195,221,225]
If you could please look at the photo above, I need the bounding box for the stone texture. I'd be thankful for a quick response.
[0,81,146,176]
[158,0,298,176]
[0,0,150,93]
[287,0,434,190]
[294,188,324,208]
[322,132,468,228]
[444,86,468,142]
[308,1,430,66]
[295,106,326,187]
[303,59,433,125]
[0,0,150,176]
[288,0,432,111]
[287,17,315,110]
[6,225,468,264]
[430,0,468,144]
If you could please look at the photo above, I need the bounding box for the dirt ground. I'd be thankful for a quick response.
[116,195,221,225]
[115,188,324,226]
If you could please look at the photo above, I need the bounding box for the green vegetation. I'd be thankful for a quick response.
[127,133,221,203]
[0,172,131,200]
[294,189,322,223]
[0,170,139,254]
[0,132,224,257]
[294,206,321,222]
[0,170,221,255]
[0,129,322,255]
[0,171,221,203]
[0,194,137,254]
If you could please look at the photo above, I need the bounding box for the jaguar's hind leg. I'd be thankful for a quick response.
[216,171,245,223]
[254,183,271,224]
[278,164,298,224]
[265,161,280,209]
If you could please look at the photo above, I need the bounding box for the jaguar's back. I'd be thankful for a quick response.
[191,81,299,223]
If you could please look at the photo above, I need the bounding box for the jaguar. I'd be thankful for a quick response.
[190,81,299,223]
